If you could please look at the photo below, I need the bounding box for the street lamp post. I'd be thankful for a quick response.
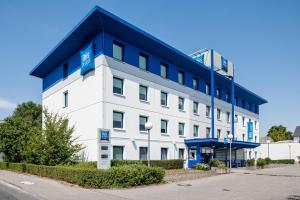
[266,140,271,158]
[228,133,233,173]
[145,121,153,167]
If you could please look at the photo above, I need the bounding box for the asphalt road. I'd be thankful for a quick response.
[0,165,300,200]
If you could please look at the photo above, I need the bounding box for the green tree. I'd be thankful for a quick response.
[41,110,82,165]
[267,125,293,142]
[0,101,42,163]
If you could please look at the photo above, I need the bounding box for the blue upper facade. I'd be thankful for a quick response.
[30,6,267,114]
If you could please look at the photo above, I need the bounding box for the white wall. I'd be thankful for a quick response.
[256,142,300,162]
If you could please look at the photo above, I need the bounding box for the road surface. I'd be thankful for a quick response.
[0,164,300,200]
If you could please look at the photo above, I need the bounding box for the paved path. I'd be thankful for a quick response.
[0,165,300,200]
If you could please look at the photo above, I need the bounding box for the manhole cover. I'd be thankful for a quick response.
[177,183,192,187]
[20,181,34,185]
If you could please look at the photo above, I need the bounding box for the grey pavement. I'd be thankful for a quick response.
[1,165,300,200]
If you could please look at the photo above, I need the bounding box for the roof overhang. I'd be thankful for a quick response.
[184,138,260,149]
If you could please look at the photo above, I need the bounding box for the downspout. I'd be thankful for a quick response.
[210,49,215,139]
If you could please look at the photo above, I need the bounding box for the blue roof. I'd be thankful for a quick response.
[30,6,267,105]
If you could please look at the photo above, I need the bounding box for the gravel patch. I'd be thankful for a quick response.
[164,169,218,182]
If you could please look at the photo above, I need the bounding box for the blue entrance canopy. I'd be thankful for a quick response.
[184,138,260,149]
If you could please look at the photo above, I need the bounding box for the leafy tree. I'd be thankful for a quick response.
[0,101,42,162]
[41,110,82,165]
[267,125,293,142]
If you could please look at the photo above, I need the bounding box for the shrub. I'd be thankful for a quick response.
[270,159,295,164]
[0,162,165,188]
[209,160,226,169]
[246,159,255,167]
[61,161,97,169]
[256,158,266,168]
[264,157,272,165]
[194,163,210,171]
[111,159,184,169]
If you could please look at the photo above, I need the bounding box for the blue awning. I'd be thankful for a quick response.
[184,138,260,149]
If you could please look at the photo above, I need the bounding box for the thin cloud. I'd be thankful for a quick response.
[0,98,16,110]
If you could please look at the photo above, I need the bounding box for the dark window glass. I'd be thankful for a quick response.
[178,71,184,85]
[193,101,198,114]
[63,63,68,79]
[193,125,199,137]
[139,116,148,131]
[113,77,123,95]
[160,63,168,78]
[139,147,148,160]
[178,97,184,110]
[63,91,68,107]
[206,83,211,95]
[113,146,123,160]
[139,85,148,101]
[161,148,168,160]
[161,92,168,106]
[113,42,123,61]
[179,148,184,159]
[139,54,148,70]
[193,78,198,90]
[178,123,185,136]
[161,119,168,133]
[216,88,221,99]
[226,92,230,103]
[113,111,123,128]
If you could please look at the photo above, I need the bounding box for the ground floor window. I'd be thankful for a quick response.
[161,148,168,160]
[179,148,185,159]
[113,146,124,160]
[139,147,148,160]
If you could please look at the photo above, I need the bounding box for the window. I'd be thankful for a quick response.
[216,88,221,99]
[139,147,148,160]
[242,133,245,141]
[235,96,238,106]
[161,92,168,106]
[226,92,230,103]
[206,105,211,118]
[206,127,211,138]
[179,148,185,159]
[226,112,230,123]
[139,116,148,131]
[242,117,245,126]
[255,121,257,129]
[113,42,123,61]
[242,100,246,108]
[63,91,68,108]
[235,114,238,123]
[178,123,185,136]
[160,63,168,78]
[113,146,123,160]
[227,131,230,136]
[255,136,257,143]
[206,83,211,95]
[217,129,221,138]
[161,119,168,133]
[193,101,199,114]
[113,77,123,95]
[139,85,148,101]
[113,111,124,129]
[178,97,184,110]
[193,78,198,90]
[178,71,184,85]
[193,125,199,137]
[161,148,168,160]
[217,108,221,120]
[139,54,148,70]
[248,102,252,111]
[63,63,68,79]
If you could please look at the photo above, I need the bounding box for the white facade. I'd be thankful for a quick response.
[43,54,260,164]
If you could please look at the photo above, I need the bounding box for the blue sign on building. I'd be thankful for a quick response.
[100,130,109,141]
[248,121,253,139]
[80,43,95,75]
[221,56,228,72]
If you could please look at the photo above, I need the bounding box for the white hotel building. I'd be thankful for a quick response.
[30,6,267,168]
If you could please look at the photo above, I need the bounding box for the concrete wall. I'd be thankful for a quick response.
[256,142,300,162]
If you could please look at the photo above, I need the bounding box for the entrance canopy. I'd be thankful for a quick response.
[185,138,260,149]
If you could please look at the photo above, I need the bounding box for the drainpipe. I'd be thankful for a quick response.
[210,49,215,139]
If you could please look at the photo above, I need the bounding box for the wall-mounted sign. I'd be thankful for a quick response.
[248,121,253,140]
[80,43,95,75]
[100,129,109,141]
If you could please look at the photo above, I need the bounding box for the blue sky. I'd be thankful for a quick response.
[0,0,299,135]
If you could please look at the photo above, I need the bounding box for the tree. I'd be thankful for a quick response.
[0,102,82,165]
[41,110,82,165]
[267,125,293,142]
[0,101,42,163]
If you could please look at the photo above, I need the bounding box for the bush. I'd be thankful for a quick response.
[264,157,272,165]
[111,159,184,169]
[194,163,210,171]
[61,161,97,169]
[270,159,295,164]
[256,158,266,168]
[0,162,165,188]
[209,160,226,169]
[246,159,255,167]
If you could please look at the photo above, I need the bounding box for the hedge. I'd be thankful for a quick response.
[270,159,295,164]
[0,162,165,188]
[111,159,184,169]
[246,159,255,167]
